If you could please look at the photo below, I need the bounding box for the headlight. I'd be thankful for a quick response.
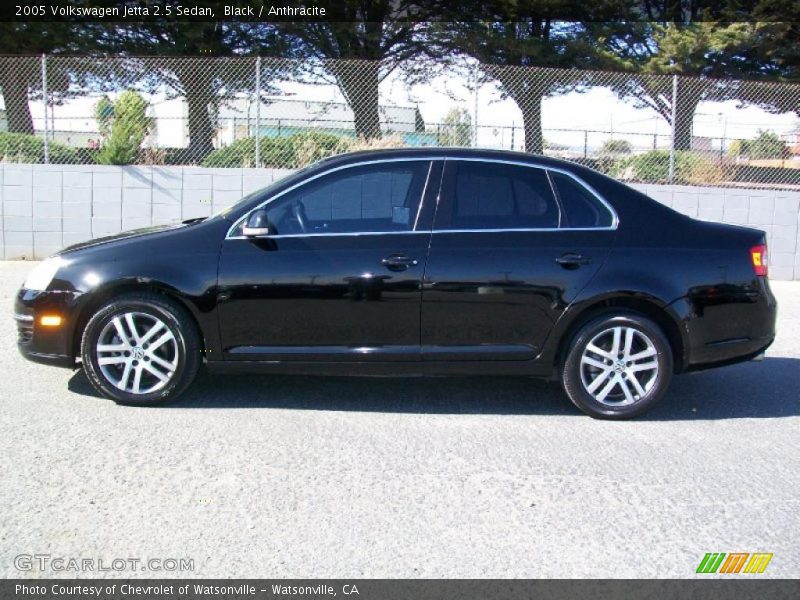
[23,256,68,291]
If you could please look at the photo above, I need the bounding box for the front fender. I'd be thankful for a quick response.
[62,259,222,362]
[53,219,228,361]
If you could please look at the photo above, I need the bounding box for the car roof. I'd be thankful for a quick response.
[314,147,582,171]
[304,147,685,233]
[224,145,687,235]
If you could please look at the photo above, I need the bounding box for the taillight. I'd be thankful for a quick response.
[750,244,768,277]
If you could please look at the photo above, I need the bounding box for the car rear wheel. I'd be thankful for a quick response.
[81,293,201,405]
[561,313,673,419]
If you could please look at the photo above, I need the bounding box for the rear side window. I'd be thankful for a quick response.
[438,161,560,230]
[550,173,613,228]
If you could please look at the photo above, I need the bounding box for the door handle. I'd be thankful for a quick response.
[555,253,591,269]
[381,254,419,271]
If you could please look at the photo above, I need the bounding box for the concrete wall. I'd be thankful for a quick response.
[1,164,799,280]
[0,164,292,260]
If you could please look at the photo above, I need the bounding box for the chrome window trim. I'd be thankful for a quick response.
[412,161,433,231]
[437,157,617,232]
[255,231,429,239]
[545,169,563,228]
[226,155,618,240]
[229,228,614,241]
[545,167,618,230]
[226,157,439,240]
[431,227,617,234]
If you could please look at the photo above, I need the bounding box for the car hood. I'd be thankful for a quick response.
[59,220,202,254]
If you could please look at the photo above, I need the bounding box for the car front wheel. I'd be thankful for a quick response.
[561,313,673,419]
[80,293,201,405]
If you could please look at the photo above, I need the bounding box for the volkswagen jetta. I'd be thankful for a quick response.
[15,149,777,418]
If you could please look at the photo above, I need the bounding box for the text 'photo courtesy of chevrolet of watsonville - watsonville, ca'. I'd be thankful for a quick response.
[14,148,777,419]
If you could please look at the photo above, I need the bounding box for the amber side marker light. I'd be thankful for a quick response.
[39,315,63,327]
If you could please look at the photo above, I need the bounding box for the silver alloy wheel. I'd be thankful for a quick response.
[95,311,178,395]
[579,326,659,406]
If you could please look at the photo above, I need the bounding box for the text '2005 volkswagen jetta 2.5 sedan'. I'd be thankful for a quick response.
[15,149,776,419]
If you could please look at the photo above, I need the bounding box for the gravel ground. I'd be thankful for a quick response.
[1,260,798,579]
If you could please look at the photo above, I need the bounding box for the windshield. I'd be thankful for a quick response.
[205,162,322,222]
[207,188,265,220]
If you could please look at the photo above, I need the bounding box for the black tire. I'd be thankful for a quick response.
[80,292,201,406]
[561,312,673,419]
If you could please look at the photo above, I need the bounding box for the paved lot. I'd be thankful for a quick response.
[1,260,798,579]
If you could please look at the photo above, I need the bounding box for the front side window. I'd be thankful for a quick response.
[437,161,560,230]
[234,161,430,236]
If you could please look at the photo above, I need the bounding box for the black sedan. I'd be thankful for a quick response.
[14,148,777,418]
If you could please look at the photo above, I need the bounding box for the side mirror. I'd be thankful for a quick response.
[242,209,271,237]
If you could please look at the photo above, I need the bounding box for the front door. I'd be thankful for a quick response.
[421,159,617,361]
[218,159,440,362]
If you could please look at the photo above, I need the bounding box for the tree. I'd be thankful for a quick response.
[730,2,800,116]
[599,19,766,150]
[0,20,101,134]
[438,108,472,146]
[596,0,800,150]
[707,0,799,83]
[94,91,153,165]
[277,2,438,140]
[3,5,296,163]
[0,54,38,135]
[431,0,636,156]
[96,27,229,162]
[434,18,614,154]
[93,17,295,163]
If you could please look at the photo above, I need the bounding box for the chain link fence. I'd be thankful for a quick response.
[1,55,798,189]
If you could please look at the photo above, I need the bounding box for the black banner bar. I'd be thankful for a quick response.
[1,0,795,23]
[3,580,800,600]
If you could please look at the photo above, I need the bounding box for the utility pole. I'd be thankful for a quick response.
[669,74,678,183]
[255,56,262,166]
[41,53,49,164]
[472,62,479,147]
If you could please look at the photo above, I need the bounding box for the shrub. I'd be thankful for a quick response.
[600,139,632,155]
[138,147,168,165]
[684,158,729,185]
[94,91,153,165]
[732,165,800,186]
[728,130,790,160]
[727,139,745,158]
[0,131,79,164]
[202,136,294,168]
[203,131,412,169]
[611,149,729,185]
[291,131,352,167]
[340,134,406,153]
[202,131,351,168]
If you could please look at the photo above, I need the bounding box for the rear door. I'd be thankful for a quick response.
[420,159,617,361]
